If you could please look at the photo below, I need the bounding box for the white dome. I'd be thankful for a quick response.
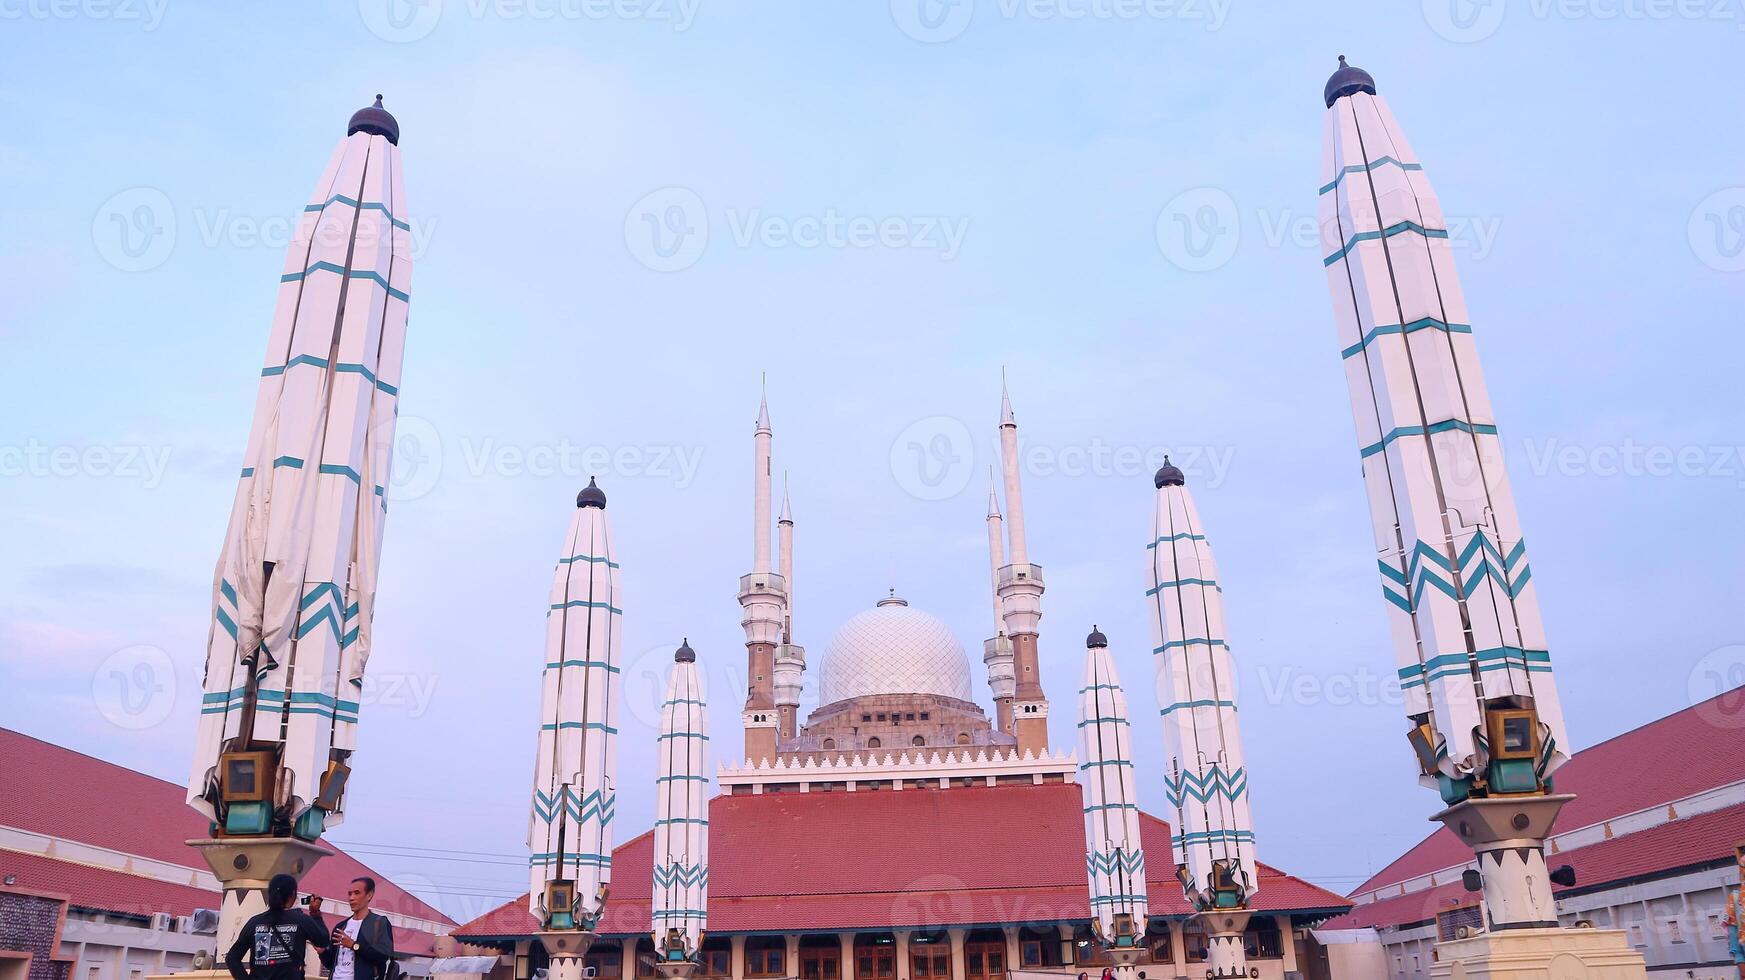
[817,595,975,705]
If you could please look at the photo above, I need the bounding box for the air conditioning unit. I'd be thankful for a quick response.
[149,912,173,931]
[174,916,195,934]
[189,909,221,935]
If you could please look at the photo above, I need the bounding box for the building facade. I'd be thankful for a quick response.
[0,729,455,980]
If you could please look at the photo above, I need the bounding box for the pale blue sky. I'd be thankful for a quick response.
[3,1,1743,921]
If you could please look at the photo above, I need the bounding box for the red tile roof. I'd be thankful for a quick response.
[0,726,454,944]
[1353,687,1745,897]
[455,782,1350,939]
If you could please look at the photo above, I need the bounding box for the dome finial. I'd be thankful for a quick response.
[1086,625,1108,648]
[876,589,908,608]
[348,94,401,145]
[1154,454,1185,488]
[1324,54,1377,108]
[675,638,696,663]
[577,476,607,509]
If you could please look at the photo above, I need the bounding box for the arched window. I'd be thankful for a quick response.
[956,733,971,745]
[911,735,925,747]
[822,738,836,750]
[867,737,882,749]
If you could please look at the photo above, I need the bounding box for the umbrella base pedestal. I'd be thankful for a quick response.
[539,930,599,980]
[1201,909,1252,980]
[184,836,335,959]
[654,961,700,980]
[1430,926,1646,979]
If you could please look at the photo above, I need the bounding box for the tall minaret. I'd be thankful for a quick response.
[738,389,785,763]
[772,476,805,743]
[995,380,1049,754]
[982,474,1016,735]
[185,96,410,954]
[1146,460,1256,980]
[529,478,622,976]
[1320,58,1581,939]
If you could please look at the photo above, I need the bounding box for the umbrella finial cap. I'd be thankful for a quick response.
[1324,54,1377,108]
[349,94,401,145]
[1086,625,1109,648]
[675,638,696,663]
[1154,455,1185,488]
[577,476,607,509]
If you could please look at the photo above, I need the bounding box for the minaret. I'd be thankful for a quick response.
[1145,461,1256,980]
[529,478,622,976]
[651,639,709,978]
[1319,58,1586,943]
[995,380,1049,754]
[738,389,785,763]
[185,96,410,954]
[1078,627,1148,976]
[772,476,805,743]
[982,474,1016,734]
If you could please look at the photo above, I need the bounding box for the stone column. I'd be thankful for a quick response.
[1275,916,1297,976]
[1169,921,1187,978]
[1002,928,1020,973]
[841,932,857,980]
[948,930,967,980]
[730,935,746,980]
[895,931,912,980]
[786,936,801,980]
[1056,925,1075,967]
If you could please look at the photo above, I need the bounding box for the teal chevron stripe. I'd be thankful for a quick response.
[1086,850,1146,876]
[300,583,342,611]
[1145,531,1206,549]
[1079,683,1122,694]
[558,553,622,569]
[200,688,358,722]
[544,659,622,673]
[239,466,255,477]
[216,608,238,638]
[652,863,710,887]
[304,195,412,231]
[540,722,619,733]
[662,698,707,707]
[281,261,410,303]
[261,356,398,395]
[219,579,238,605]
[1152,637,1227,654]
[1341,317,1473,360]
[1077,716,1131,728]
[1079,759,1133,770]
[1083,802,1139,813]
[1319,155,1424,195]
[1089,894,1149,906]
[1159,699,1235,716]
[318,463,362,483]
[1172,829,1256,847]
[658,732,710,741]
[1166,765,1248,807]
[1361,419,1499,459]
[655,817,708,826]
[651,910,708,920]
[1399,647,1553,689]
[528,852,610,867]
[273,455,304,470]
[549,600,623,615]
[656,774,710,783]
[1323,220,1449,267]
[1145,578,1219,596]
[261,354,330,377]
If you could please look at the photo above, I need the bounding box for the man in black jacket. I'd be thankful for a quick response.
[226,874,331,980]
[320,876,396,980]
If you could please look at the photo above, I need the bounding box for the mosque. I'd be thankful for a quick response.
[451,390,1353,980]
